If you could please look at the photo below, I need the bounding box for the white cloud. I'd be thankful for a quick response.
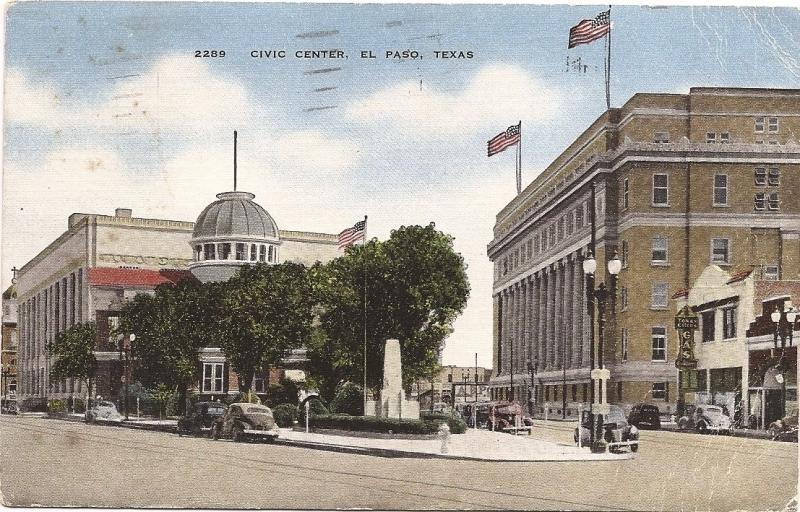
[347,63,562,135]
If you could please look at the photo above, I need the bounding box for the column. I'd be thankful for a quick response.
[564,257,574,369]
[572,255,583,368]
[549,265,557,369]
[520,280,528,378]
[527,276,535,366]
[541,270,549,370]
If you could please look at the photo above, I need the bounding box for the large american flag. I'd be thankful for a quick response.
[568,10,610,49]
[338,219,366,249]
[487,123,521,157]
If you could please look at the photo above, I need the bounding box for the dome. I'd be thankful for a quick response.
[192,191,279,241]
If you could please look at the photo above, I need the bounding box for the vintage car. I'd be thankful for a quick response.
[768,409,798,442]
[86,400,123,423]
[211,403,279,443]
[677,405,733,434]
[177,401,226,437]
[574,405,639,452]
[628,403,662,430]
[489,401,534,434]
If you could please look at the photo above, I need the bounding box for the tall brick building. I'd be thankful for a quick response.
[16,193,339,410]
[487,87,800,421]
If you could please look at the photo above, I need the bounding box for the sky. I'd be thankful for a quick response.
[3,2,800,368]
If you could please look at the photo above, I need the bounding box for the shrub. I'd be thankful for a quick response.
[272,403,299,427]
[309,414,440,435]
[266,379,299,407]
[303,397,330,416]
[226,392,261,405]
[329,382,364,416]
[47,399,67,414]
[419,412,467,434]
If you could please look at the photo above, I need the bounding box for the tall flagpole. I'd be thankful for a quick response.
[605,5,612,110]
[233,130,238,191]
[516,121,522,194]
[363,215,369,406]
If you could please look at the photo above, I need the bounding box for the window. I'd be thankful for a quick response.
[768,167,780,185]
[702,310,715,342]
[259,245,266,262]
[269,246,275,262]
[720,132,730,144]
[549,224,556,247]
[558,217,565,240]
[526,240,533,259]
[706,132,717,143]
[621,329,628,361]
[567,212,574,236]
[755,167,767,185]
[755,116,765,133]
[204,243,216,260]
[764,265,779,281]
[654,131,670,143]
[652,174,669,205]
[652,382,667,400]
[768,117,779,133]
[202,363,224,393]
[253,372,267,393]
[651,283,668,308]
[575,206,584,229]
[713,174,728,206]
[620,286,629,310]
[250,244,257,261]
[754,193,766,211]
[711,238,729,264]
[220,243,231,260]
[622,178,629,209]
[651,327,667,361]
[621,240,629,268]
[235,243,246,260]
[534,234,540,255]
[195,245,202,261]
[722,306,737,339]
[521,243,527,263]
[651,237,668,263]
[768,192,780,211]
[545,387,550,401]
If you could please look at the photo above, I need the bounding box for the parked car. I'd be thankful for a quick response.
[768,409,798,442]
[628,403,661,430]
[677,405,733,434]
[86,400,123,423]
[211,403,279,443]
[488,401,534,433]
[574,405,639,452]
[177,401,226,437]
[1,401,18,415]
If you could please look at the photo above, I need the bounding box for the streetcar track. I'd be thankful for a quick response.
[2,418,637,511]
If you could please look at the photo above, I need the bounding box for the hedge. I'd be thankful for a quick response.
[272,403,299,427]
[308,414,466,435]
[420,412,468,434]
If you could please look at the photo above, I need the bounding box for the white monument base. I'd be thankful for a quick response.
[365,398,420,420]
[363,338,421,420]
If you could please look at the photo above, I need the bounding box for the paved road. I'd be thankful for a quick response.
[1,416,796,510]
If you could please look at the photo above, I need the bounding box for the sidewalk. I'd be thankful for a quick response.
[277,427,634,461]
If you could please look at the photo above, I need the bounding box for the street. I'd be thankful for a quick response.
[1,415,796,510]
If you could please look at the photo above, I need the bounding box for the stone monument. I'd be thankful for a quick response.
[365,338,420,420]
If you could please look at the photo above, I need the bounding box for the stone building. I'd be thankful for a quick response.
[487,87,800,420]
[15,192,339,410]
[2,284,18,405]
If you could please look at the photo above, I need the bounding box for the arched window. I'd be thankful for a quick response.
[268,246,274,262]
[203,243,216,260]
[235,243,246,260]
[259,245,266,262]
[250,244,257,261]
[195,245,203,261]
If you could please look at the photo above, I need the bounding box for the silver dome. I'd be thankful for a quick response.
[192,191,279,241]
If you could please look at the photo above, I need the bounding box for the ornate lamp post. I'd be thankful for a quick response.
[116,333,135,420]
[770,303,797,420]
[582,250,621,452]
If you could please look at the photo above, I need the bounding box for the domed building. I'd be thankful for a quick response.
[189,191,282,282]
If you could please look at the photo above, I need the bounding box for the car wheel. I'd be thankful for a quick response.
[696,421,708,434]
[630,442,639,452]
[192,425,202,437]
[677,418,688,431]
[211,425,220,440]
[232,425,244,443]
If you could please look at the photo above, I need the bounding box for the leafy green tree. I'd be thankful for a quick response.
[311,223,469,396]
[46,322,98,406]
[118,278,222,413]
[219,262,314,395]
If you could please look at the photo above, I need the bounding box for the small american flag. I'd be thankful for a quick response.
[487,123,521,157]
[338,219,366,249]
[568,10,610,49]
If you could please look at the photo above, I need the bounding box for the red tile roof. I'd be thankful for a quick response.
[726,269,753,285]
[88,268,195,288]
[671,288,689,299]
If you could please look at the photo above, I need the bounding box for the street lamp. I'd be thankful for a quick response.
[526,357,537,416]
[770,303,797,420]
[116,333,135,420]
[582,249,621,452]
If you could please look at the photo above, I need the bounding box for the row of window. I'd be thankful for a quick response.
[649,116,779,144]
[701,306,738,342]
[201,362,269,394]
[622,167,782,211]
[194,242,278,263]
[620,236,735,268]
[492,381,669,402]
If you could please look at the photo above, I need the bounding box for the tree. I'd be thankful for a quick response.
[311,223,470,396]
[118,278,222,413]
[47,322,98,406]
[219,262,314,395]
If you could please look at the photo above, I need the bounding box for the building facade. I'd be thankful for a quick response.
[16,196,340,410]
[411,365,492,410]
[487,87,800,420]
[2,284,18,406]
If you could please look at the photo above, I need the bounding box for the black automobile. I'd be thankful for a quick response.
[628,403,661,430]
[177,401,226,437]
[575,405,639,452]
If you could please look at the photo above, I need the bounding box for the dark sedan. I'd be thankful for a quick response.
[177,401,226,437]
[628,403,661,430]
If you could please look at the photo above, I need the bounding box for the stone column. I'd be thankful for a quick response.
[572,255,582,368]
[520,279,528,379]
[549,265,557,369]
[541,270,549,370]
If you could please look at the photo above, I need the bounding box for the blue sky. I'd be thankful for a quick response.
[3,3,799,366]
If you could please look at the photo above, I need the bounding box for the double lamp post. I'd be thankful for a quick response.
[771,303,797,420]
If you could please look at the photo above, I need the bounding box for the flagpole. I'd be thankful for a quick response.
[363,215,369,407]
[605,5,612,110]
[516,121,522,194]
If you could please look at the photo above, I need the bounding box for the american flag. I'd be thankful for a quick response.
[338,219,366,249]
[568,10,610,49]
[487,123,521,157]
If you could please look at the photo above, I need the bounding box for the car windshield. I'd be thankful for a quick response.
[606,406,626,423]
[97,401,115,408]
[243,405,270,414]
[704,406,723,418]
[208,404,225,413]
